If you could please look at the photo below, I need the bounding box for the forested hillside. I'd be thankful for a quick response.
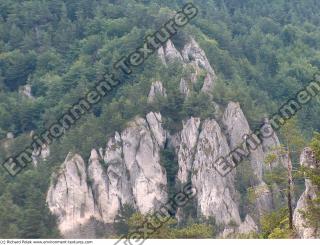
[0,0,320,239]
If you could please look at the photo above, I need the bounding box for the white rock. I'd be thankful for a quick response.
[158,37,217,97]
[46,153,96,238]
[261,118,284,168]
[146,112,167,148]
[121,116,168,214]
[6,132,14,139]
[181,37,216,77]
[293,147,320,238]
[19,84,35,100]
[191,119,241,225]
[176,117,201,183]
[238,215,259,234]
[179,78,190,96]
[201,73,215,95]
[222,102,274,218]
[158,39,183,64]
[147,81,167,103]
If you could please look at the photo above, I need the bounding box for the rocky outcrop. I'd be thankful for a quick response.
[88,148,133,224]
[222,102,274,219]
[46,36,285,238]
[191,119,241,225]
[6,132,14,139]
[176,117,201,184]
[47,112,168,238]
[170,114,261,235]
[181,37,215,76]
[158,37,216,96]
[238,215,259,234]
[32,144,50,166]
[19,84,35,100]
[148,81,167,103]
[261,118,284,168]
[222,102,263,180]
[222,214,258,238]
[47,99,283,238]
[293,147,320,238]
[157,39,183,64]
[46,153,97,238]
[121,113,168,214]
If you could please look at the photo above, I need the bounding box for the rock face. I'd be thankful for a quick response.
[46,37,284,238]
[32,144,50,166]
[157,39,183,64]
[47,112,168,238]
[222,214,258,238]
[158,37,216,96]
[176,117,201,184]
[222,102,274,219]
[191,119,241,225]
[19,84,35,100]
[293,147,320,239]
[46,153,97,238]
[148,80,167,103]
[181,37,215,76]
[6,132,14,139]
[121,113,168,214]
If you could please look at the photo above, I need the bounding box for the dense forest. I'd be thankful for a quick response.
[0,0,320,238]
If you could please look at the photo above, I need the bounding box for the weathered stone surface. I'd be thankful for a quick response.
[146,112,167,148]
[47,112,168,237]
[201,73,215,94]
[238,215,259,234]
[157,39,182,64]
[191,119,241,225]
[46,34,288,238]
[261,118,284,168]
[121,114,168,214]
[176,117,201,184]
[222,102,264,180]
[222,102,274,218]
[293,147,320,238]
[6,132,14,139]
[46,153,96,238]
[158,37,216,96]
[221,214,258,238]
[179,78,190,96]
[181,37,215,76]
[148,81,167,103]
[32,144,50,166]
[88,149,133,224]
[19,84,35,100]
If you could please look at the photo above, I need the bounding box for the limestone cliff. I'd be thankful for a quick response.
[47,112,168,238]
[46,37,283,238]
[46,153,97,238]
[222,102,274,219]
[158,37,216,96]
[293,147,320,238]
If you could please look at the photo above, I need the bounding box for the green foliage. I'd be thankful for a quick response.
[127,213,177,239]
[172,223,214,238]
[1,0,320,239]
[126,212,214,239]
[114,204,137,236]
[160,148,178,198]
[0,170,60,238]
[298,132,320,233]
[310,132,320,161]
[261,208,293,239]
[235,160,258,219]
